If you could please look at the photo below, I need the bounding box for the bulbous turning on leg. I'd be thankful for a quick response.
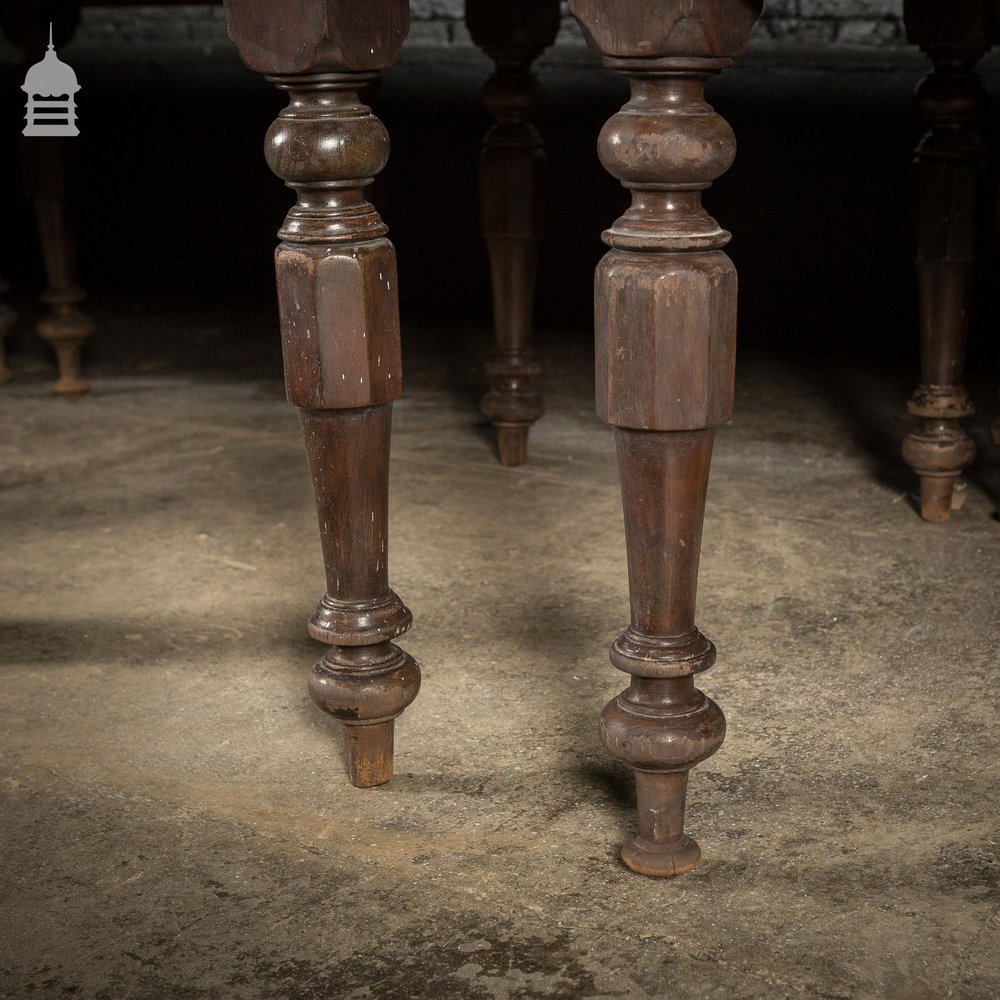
[566,0,760,872]
[601,676,725,876]
[308,642,420,787]
[224,43,421,791]
[902,49,985,521]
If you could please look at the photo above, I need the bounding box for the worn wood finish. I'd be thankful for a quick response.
[569,0,760,876]
[467,0,559,466]
[901,1,995,522]
[224,0,418,787]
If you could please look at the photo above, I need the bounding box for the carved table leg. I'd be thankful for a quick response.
[22,141,94,396]
[225,2,418,786]
[568,0,761,875]
[467,1,559,466]
[901,4,991,522]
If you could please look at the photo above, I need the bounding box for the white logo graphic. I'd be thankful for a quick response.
[22,24,80,137]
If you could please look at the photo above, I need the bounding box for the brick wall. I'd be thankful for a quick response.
[65,1,907,54]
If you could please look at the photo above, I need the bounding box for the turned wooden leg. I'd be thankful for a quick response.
[568,0,761,875]
[901,4,990,522]
[467,1,559,466]
[29,170,95,397]
[301,407,419,787]
[225,1,418,787]
[607,429,725,875]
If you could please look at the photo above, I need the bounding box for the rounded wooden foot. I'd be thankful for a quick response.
[902,415,975,523]
[620,769,702,877]
[54,372,90,396]
[622,833,701,878]
[481,355,544,468]
[41,313,94,397]
[496,424,529,466]
[343,720,394,788]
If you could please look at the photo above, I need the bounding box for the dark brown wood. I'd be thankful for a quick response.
[568,0,761,876]
[467,0,559,466]
[224,0,418,787]
[901,1,995,521]
[21,141,94,396]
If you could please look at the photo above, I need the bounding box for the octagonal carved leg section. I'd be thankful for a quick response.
[901,6,991,522]
[468,0,559,466]
[225,1,418,786]
[569,0,761,875]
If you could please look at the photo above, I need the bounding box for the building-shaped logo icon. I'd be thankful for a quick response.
[22,24,80,137]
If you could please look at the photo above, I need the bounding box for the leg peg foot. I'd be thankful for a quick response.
[919,475,957,523]
[622,772,701,877]
[496,424,529,466]
[308,643,420,787]
[41,311,94,397]
[343,720,395,788]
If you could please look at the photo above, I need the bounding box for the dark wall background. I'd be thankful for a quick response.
[4,43,1000,380]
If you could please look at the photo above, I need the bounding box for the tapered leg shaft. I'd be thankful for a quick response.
[301,406,419,786]
[603,429,726,876]
[901,8,989,521]
[467,1,559,465]
[568,0,761,875]
[224,0,419,787]
[19,126,93,397]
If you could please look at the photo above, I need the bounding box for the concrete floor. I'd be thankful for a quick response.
[1,318,999,999]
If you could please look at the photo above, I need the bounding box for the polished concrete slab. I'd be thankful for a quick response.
[1,323,999,999]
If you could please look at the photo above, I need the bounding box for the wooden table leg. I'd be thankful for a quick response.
[224,2,419,787]
[901,2,992,522]
[21,140,94,397]
[467,1,559,466]
[568,0,761,876]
